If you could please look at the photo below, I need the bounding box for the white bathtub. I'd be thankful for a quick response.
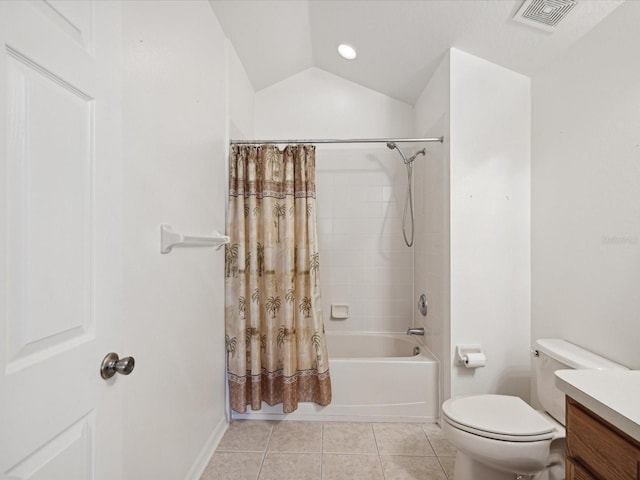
[232,332,440,423]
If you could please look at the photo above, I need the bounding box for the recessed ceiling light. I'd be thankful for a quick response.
[337,44,357,60]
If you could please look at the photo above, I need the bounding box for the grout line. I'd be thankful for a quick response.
[424,424,443,458]
[435,456,452,480]
[323,452,388,456]
[425,435,438,457]
[320,421,324,479]
[255,422,275,480]
[371,423,381,456]
[370,423,387,480]
[427,424,454,480]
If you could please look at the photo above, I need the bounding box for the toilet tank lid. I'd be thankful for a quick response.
[535,339,629,370]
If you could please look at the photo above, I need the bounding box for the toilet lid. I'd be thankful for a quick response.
[442,394,556,442]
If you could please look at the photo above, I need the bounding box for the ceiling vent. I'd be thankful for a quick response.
[514,0,577,32]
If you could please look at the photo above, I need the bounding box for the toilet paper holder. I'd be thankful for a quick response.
[455,344,486,368]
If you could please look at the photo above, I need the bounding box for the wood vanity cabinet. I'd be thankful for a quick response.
[565,397,640,480]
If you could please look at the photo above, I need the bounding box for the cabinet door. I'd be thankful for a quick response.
[567,399,640,480]
[567,458,598,480]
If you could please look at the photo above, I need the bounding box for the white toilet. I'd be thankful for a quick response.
[441,339,628,480]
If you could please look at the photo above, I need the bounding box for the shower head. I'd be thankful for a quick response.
[388,142,409,164]
[407,148,427,163]
[388,143,426,165]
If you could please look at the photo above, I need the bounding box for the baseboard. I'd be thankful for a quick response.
[184,414,228,480]
[232,410,439,424]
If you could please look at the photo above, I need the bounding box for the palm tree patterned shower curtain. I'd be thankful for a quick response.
[225,144,331,413]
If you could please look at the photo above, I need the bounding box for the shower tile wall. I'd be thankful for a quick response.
[315,148,413,333]
[253,67,416,333]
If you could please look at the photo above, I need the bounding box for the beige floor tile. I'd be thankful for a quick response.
[323,422,377,454]
[422,423,444,438]
[200,451,263,480]
[268,421,322,453]
[421,423,457,456]
[217,420,274,452]
[373,423,435,456]
[438,457,456,480]
[381,456,448,480]
[322,454,384,480]
[258,453,321,480]
[429,437,457,457]
[208,419,457,480]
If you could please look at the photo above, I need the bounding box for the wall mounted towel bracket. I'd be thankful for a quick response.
[160,224,230,254]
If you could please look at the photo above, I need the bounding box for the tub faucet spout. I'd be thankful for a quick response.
[406,327,424,336]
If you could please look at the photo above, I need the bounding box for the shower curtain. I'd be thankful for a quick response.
[225,144,331,413]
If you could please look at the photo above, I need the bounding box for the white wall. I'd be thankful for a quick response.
[228,41,254,140]
[122,2,227,479]
[449,49,531,400]
[254,67,414,141]
[414,51,451,402]
[532,1,640,376]
[415,49,531,402]
[254,68,416,333]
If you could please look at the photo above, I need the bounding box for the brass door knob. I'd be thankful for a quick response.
[100,352,135,379]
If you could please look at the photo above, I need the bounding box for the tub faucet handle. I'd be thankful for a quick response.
[407,327,424,336]
[417,294,428,317]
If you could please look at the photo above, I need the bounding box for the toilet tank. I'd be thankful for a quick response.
[534,339,628,425]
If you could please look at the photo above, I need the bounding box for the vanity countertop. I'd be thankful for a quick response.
[555,369,640,442]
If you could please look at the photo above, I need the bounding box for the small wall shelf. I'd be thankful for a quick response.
[160,224,230,254]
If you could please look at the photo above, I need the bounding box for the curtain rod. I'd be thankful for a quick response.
[229,136,444,145]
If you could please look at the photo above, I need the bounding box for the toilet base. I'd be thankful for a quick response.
[453,451,520,480]
[453,445,565,480]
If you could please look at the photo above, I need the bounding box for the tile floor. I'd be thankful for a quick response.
[200,420,457,480]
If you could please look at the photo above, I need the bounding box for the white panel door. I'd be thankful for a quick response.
[0,1,124,479]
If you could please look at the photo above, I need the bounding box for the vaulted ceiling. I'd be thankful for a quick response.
[210,0,623,104]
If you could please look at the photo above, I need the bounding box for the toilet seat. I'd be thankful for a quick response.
[442,394,557,442]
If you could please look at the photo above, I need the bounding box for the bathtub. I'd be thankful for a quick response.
[232,332,440,423]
